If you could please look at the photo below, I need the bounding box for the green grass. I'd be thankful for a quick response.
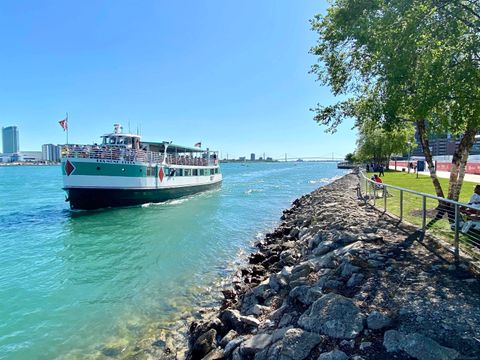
[366,170,477,203]
[363,170,480,262]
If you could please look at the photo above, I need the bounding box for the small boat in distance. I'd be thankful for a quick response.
[61,124,222,210]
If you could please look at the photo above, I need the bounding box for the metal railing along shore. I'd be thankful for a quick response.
[359,171,480,268]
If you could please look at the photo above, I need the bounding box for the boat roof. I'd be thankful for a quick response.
[102,132,141,139]
[142,141,206,153]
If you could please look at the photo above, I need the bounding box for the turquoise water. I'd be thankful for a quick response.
[0,162,346,359]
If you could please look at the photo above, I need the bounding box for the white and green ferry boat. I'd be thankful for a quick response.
[61,124,222,210]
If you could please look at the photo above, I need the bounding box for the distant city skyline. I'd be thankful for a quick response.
[0,1,356,160]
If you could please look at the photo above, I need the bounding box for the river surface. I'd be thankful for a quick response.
[0,162,347,359]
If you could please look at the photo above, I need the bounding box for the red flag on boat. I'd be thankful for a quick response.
[194,142,201,148]
[59,118,68,131]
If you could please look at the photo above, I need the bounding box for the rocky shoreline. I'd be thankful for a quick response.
[180,173,479,360]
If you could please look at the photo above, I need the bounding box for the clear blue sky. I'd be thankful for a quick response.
[0,0,355,160]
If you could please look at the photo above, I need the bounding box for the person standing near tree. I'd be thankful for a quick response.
[379,165,385,177]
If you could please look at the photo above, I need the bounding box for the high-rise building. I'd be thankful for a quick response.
[42,144,61,162]
[250,153,255,161]
[2,126,19,154]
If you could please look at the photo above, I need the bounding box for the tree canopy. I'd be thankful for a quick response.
[311,0,480,200]
[355,121,416,164]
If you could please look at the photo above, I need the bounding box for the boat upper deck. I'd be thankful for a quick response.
[61,124,219,167]
[62,144,219,167]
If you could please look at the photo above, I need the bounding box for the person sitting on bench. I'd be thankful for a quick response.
[462,184,480,217]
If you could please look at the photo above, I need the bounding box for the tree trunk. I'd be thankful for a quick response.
[417,119,445,198]
[447,125,477,201]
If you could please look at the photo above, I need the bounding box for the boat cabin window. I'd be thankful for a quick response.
[184,169,191,176]
[102,136,134,147]
[210,169,215,175]
[193,169,198,176]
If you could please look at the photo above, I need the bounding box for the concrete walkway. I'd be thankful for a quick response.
[418,170,480,183]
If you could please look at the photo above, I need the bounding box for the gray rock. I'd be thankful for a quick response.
[254,348,269,360]
[367,311,391,330]
[224,336,246,358]
[281,328,323,360]
[359,341,372,350]
[281,266,293,277]
[265,340,283,360]
[322,279,343,290]
[239,334,273,356]
[313,241,334,256]
[314,253,336,269]
[263,327,287,344]
[192,329,217,358]
[252,279,271,297]
[220,330,238,347]
[252,304,270,316]
[289,285,310,304]
[367,259,384,268]
[309,232,323,248]
[242,315,261,327]
[231,347,242,360]
[298,293,364,339]
[383,330,459,360]
[317,350,348,360]
[201,348,225,360]
[339,261,360,278]
[269,274,288,292]
[269,304,288,322]
[289,285,323,306]
[340,339,355,349]
[347,273,364,287]
[221,309,260,331]
[403,333,459,360]
[290,227,300,238]
[289,262,314,281]
[279,312,296,328]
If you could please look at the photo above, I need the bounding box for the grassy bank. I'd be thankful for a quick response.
[365,170,476,202]
[363,170,480,260]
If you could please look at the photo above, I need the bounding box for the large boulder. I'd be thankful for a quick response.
[383,330,459,360]
[281,328,323,360]
[298,293,364,339]
[289,285,323,306]
[260,328,322,360]
[239,334,273,356]
[220,309,260,333]
[366,311,391,330]
[317,350,348,360]
[192,328,217,358]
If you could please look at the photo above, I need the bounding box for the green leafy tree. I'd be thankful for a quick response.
[344,152,356,163]
[310,0,480,201]
[355,122,416,165]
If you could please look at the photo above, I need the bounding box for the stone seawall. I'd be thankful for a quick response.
[185,173,480,360]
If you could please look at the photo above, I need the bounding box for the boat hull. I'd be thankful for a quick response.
[65,181,222,210]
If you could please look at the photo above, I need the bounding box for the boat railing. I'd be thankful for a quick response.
[61,145,217,166]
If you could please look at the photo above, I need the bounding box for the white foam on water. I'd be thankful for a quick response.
[245,189,264,195]
[309,175,343,184]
